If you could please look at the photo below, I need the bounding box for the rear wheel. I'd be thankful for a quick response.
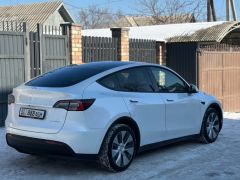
[98,124,137,172]
[200,108,221,143]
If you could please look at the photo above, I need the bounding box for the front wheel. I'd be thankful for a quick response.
[98,124,137,172]
[200,108,221,143]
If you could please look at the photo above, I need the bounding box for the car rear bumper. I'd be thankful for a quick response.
[6,125,106,154]
[6,133,98,160]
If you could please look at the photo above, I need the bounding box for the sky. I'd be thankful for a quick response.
[0,0,240,21]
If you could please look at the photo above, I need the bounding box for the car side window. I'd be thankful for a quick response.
[150,67,188,93]
[99,74,119,90]
[98,67,154,92]
[116,67,153,92]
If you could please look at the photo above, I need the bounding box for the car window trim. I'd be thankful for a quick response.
[97,66,155,93]
[97,65,191,94]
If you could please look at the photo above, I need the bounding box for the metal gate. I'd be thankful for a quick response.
[129,39,156,63]
[198,50,240,112]
[30,24,69,77]
[0,22,26,126]
[30,31,41,77]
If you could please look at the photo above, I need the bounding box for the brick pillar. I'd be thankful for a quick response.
[111,28,130,61]
[61,23,82,64]
[156,42,166,65]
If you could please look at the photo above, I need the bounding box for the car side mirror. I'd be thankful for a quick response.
[188,84,198,93]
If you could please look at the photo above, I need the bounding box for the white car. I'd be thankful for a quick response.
[6,61,223,172]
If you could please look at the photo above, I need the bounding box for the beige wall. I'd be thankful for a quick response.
[43,11,65,34]
[44,11,65,27]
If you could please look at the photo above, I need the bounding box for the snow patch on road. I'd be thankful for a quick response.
[224,112,240,120]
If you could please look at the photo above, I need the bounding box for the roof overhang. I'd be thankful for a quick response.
[167,22,240,43]
[57,2,74,23]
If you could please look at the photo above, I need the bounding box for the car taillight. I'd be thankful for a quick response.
[53,99,95,111]
[8,94,15,104]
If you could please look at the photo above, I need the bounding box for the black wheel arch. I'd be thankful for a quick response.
[99,116,141,154]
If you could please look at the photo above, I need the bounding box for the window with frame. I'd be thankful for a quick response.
[98,74,119,90]
[98,67,154,92]
[26,63,125,88]
[150,67,188,93]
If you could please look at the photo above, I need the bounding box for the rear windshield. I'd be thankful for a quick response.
[26,62,128,87]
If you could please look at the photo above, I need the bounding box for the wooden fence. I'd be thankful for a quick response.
[82,36,118,63]
[129,39,156,63]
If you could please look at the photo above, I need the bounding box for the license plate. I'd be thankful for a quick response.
[19,108,46,120]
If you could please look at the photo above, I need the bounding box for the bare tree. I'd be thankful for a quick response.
[136,0,206,23]
[78,5,123,29]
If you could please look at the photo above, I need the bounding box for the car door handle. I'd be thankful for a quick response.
[166,99,174,102]
[201,101,206,105]
[129,100,139,103]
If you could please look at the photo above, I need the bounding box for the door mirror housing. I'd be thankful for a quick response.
[188,84,198,93]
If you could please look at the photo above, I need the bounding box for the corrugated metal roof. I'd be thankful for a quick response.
[168,22,239,42]
[83,21,240,43]
[0,1,73,31]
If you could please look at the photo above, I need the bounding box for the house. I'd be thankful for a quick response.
[83,21,240,112]
[111,14,195,27]
[0,1,74,32]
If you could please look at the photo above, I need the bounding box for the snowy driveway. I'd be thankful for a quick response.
[0,113,240,180]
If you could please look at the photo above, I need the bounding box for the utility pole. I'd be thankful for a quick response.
[207,0,217,22]
[226,0,230,21]
[211,0,217,21]
[207,0,212,21]
[226,0,238,21]
[230,0,238,21]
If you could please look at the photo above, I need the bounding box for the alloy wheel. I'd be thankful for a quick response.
[111,130,134,167]
[206,112,220,140]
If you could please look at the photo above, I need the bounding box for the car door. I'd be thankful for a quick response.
[114,67,166,146]
[148,66,202,140]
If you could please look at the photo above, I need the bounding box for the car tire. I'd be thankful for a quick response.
[98,124,137,172]
[199,108,221,143]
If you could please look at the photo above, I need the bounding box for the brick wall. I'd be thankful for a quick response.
[68,24,82,64]
[111,28,130,61]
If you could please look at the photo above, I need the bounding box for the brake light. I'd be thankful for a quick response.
[8,94,15,104]
[53,99,95,111]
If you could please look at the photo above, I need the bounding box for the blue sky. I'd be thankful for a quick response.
[0,0,240,21]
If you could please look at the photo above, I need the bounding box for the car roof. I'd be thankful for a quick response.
[73,61,134,68]
[25,61,189,89]
[25,61,140,88]
[84,61,190,88]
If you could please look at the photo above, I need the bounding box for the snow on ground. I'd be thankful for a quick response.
[0,113,240,180]
[224,112,240,120]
